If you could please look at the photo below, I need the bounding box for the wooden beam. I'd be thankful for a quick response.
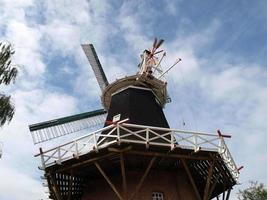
[222,185,226,200]
[56,152,116,173]
[204,160,215,200]
[120,153,128,199]
[225,188,231,200]
[108,146,132,153]
[49,173,63,200]
[158,149,172,164]
[67,170,73,200]
[181,159,202,200]
[126,150,214,161]
[129,157,156,200]
[94,161,124,200]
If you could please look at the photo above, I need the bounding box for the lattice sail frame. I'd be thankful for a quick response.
[81,44,109,92]
[29,109,107,144]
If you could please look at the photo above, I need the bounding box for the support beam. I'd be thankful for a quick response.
[120,153,128,199]
[181,159,202,200]
[204,160,215,200]
[108,146,132,153]
[129,157,156,200]
[94,161,124,200]
[222,187,226,200]
[126,150,214,161]
[225,189,231,200]
[57,148,215,174]
[49,173,63,200]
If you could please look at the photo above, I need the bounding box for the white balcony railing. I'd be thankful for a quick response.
[36,120,239,181]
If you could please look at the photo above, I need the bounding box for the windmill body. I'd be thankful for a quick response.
[29,39,240,200]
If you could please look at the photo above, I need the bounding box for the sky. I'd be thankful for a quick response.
[0,0,267,199]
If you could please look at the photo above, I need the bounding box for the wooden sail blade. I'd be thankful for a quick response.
[29,109,107,144]
[156,39,164,49]
[81,44,109,92]
[153,38,157,49]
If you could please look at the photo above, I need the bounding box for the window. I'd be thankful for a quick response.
[152,192,164,200]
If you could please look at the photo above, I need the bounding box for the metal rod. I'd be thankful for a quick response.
[158,58,181,79]
[153,52,166,73]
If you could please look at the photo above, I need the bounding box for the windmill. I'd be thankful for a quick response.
[29,38,240,200]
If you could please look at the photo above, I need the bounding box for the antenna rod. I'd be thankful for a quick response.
[158,58,182,79]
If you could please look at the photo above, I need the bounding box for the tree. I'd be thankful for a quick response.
[238,181,267,200]
[0,42,18,126]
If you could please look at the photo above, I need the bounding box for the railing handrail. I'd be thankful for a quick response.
[35,121,239,181]
[122,123,219,137]
[36,122,222,157]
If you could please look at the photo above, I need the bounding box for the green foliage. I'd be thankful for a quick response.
[238,181,267,200]
[0,42,18,127]
[0,94,15,126]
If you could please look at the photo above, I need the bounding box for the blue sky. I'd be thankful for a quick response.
[0,0,267,199]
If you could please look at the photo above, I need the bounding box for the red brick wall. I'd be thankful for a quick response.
[82,168,197,200]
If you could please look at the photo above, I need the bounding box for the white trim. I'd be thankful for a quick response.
[111,85,153,97]
[110,85,163,106]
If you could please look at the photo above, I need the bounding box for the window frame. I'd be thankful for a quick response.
[152,192,164,200]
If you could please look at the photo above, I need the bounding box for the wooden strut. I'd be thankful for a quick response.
[94,161,124,200]
[222,183,226,200]
[120,153,128,199]
[181,159,202,200]
[49,173,63,200]
[129,157,157,200]
[108,146,132,153]
[225,188,231,200]
[125,150,214,161]
[203,160,215,200]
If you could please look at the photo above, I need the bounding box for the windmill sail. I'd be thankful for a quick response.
[29,109,107,144]
[81,44,109,92]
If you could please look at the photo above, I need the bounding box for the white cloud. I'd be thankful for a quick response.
[0,162,46,200]
[41,20,80,55]
[0,1,267,200]
[6,21,45,77]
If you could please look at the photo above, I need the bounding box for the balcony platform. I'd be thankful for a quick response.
[36,121,238,200]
